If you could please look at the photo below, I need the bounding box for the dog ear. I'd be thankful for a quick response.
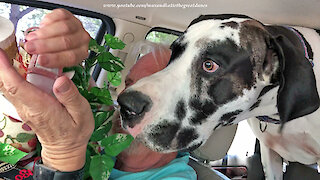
[270,35,319,126]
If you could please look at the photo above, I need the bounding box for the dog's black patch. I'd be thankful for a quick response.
[316,29,320,36]
[208,79,237,105]
[196,76,203,95]
[231,58,254,88]
[169,36,186,64]
[190,111,207,125]
[195,37,254,89]
[175,100,186,120]
[189,98,217,125]
[220,110,243,124]
[177,128,199,149]
[188,14,252,27]
[213,122,222,131]
[258,85,276,98]
[189,97,202,110]
[249,99,261,111]
[222,21,239,29]
[224,117,236,126]
[189,98,217,114]
[149,122,180,148]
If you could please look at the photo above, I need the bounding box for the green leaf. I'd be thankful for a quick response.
[101,133,134,157]
[97,52,125,72]
[90,87,113,106]
[90,125,112,142]
[104,34,126,50]
[36,140,42,157]
[86,57,97,69]
[89,154,114,180]
[80,89,96,102]
[83,149,92,180]
[16,133,35,143]
[94,110,115,130]
[0,143,28,164]
[89,38,105,53]
[107,72,122,87]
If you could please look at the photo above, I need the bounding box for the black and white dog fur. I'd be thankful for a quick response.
[118,14,320,180]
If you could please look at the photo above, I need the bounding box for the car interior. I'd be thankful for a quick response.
[0,0,320,179]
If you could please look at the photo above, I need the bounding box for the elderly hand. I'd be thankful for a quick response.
[24,8,91,68]
[0,9,94,172]
[0,49,94,171]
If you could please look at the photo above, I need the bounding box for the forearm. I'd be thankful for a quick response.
[41,145,87,172]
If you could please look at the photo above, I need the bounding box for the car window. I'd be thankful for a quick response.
[146,30,179,45]
[0,2,102,42]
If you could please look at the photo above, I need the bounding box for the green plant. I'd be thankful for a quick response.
[64,34,133,180]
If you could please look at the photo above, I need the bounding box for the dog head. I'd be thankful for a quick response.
[118,14,319,152]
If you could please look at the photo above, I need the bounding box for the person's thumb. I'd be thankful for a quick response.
[53,76,92,123]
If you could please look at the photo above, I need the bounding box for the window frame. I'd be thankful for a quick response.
[0,0,115,80]
[145,27,182,39]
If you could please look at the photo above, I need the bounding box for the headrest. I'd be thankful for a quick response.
[192,124,237,161]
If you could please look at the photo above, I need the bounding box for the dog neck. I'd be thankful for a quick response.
[240,84,281,121]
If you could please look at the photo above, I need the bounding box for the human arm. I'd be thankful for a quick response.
[0,9,94,172]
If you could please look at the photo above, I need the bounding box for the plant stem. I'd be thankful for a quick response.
[88,142,101,155]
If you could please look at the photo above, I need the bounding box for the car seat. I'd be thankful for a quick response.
[189,124,238,180]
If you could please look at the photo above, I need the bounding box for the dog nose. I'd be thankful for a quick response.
[117,91,152,128]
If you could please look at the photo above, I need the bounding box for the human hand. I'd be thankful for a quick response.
[0,50,94,171]
[24,8,91,68]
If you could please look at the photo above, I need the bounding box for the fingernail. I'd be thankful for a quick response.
[57,79,70,93]
[38,55,48,66]
[26,42,36,53]
[26,32,37,41]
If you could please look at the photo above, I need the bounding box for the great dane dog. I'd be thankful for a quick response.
[118,14,320,179]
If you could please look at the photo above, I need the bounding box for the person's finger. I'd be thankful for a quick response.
[26,18,82,41]
[0,49,54,113]
[53,76,92,124]
[37,45,89,67]
[24,31,90,54]
[40,9,73,27]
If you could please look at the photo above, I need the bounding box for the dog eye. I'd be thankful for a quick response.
[203,60,219,73]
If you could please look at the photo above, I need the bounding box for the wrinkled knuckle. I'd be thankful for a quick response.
[67,52,77,65]
[62,36,73,49]
[35,41,46,52]
[20,109,44,124]
[33,119,48,130]
[7,86,18,96]
[55,8,69,18]
[60,22,71,34]
[74,18,82,27]
[65,90,80,103]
